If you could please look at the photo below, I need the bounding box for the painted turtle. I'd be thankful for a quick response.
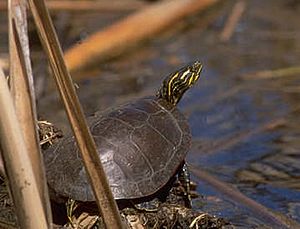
[44,62,202,204]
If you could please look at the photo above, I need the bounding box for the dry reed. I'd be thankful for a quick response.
[64,0,220,74]
[8,0,52,226]
[0,66,48,229]
[27,0,123,227]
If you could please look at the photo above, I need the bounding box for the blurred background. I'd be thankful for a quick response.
[0,0,300,227]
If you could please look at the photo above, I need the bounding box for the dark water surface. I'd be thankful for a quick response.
[185,1,300,227]
[1,0,300,227]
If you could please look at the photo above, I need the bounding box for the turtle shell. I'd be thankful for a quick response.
[44,97,191,201]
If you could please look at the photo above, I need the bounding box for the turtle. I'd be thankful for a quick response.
[43,62,203,210]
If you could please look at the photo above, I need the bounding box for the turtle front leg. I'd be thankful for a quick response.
[178,162,192,208]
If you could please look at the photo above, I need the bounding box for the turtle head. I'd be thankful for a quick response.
[157,61,203,106]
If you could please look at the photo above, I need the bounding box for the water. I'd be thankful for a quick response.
[37,0,300,227]
[1,0,300,227]
[181,0,300,226]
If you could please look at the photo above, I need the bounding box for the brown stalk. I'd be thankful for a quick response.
[0,0,146,12]
[0,156,4,176]
[241,66,300,80]
[8,0,52,226]
[45,0,145,12]
[220,0,246,42]
[189,165,300,229]
[27,0,123,227]
[64,0,220,74]
[0,55,8,70]
[0,67,48,228]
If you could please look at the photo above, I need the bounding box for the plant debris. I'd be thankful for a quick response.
[38,120,63,149]
[60,181,231,229]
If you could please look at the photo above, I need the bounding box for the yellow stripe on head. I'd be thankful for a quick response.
[157,61,203,106]
[167,72,179,98]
